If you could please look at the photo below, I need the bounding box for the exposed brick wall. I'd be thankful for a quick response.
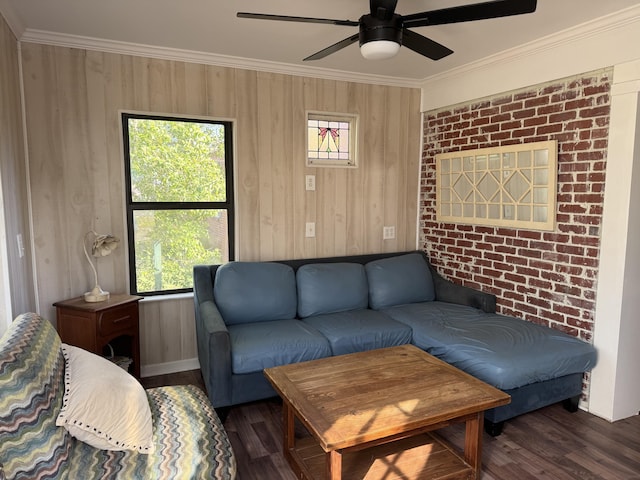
[420,68,612,343]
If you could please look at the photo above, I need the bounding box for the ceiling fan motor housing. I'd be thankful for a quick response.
[359,14,402,46]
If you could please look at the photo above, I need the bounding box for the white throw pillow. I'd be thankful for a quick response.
[56,344,154,454]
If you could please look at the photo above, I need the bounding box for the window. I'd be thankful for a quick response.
[122,113,234,295]
[307,111,358,167]
[436,140,557,231]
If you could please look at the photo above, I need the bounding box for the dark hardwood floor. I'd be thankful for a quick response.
[141,370,640,480]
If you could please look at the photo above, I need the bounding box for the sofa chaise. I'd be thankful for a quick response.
[0,312,236,480]
[193,251,597,435]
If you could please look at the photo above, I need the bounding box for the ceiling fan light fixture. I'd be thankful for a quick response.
[360,40,400,60]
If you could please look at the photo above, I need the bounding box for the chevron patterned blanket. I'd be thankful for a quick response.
[65,384,237,479]
[0,313,236,480]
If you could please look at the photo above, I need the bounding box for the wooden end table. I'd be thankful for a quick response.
[54,294,142,379]
[264,344,510,480]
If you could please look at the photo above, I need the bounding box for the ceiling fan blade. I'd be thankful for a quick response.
[370,0,398,20]
[237,12,358,27]
[402,29,453,60]
[303,34,360,61]
[403,0,537,28]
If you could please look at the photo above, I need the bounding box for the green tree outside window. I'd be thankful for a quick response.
[124,115,233,294]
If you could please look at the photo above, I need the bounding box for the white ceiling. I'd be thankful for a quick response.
[1,0,639,85]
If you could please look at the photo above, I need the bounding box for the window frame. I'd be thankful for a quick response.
[306,111,358,168]
[121,112,235,296]
[435,140,557,231]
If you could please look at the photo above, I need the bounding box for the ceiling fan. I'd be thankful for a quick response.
[238,0,537,61]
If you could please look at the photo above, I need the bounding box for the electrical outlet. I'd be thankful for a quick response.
[383,226,395,240]
[305,222,315,237]
[305,175,316,191]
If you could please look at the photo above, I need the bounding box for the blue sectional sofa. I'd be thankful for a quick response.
[193,251,597,435]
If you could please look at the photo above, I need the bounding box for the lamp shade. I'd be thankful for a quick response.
[83,230,119,302]
[360,40,400,60]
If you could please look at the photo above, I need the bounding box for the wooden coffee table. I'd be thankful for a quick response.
[264,344,510,480]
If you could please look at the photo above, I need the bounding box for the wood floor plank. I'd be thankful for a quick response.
[141,370,640,480]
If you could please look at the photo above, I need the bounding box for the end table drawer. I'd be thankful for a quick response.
[98,304,137,336]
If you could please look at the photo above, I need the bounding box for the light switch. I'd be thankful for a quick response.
[305,175,316,191]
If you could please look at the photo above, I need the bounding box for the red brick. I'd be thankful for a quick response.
[494,279,516,291]
[550,90,578,102]
[512,128,536,138]
[504,255,528,265]
[537,124,563,135]
[583,84,609,96]
[472,101,491,110]
[491,113,511,123]
[525,96,550,107]
[513,108,536,119]
[492,95,514,106]
[514,90,537,101]
[504,272,527,284]
[580,106,610,118]
[500,120,522,131]
[550,111,578,123]
[515,266,540,277]
[480,106,500,117]
[561,141,592,152]
[525,116,548,127]
[490,132,511,141]
[542,84,565,95]
[538,103,564,115]
[527,296,552,309]
[566,98,594,110]
[566,119,594,130]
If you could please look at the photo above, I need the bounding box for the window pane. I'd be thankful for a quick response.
[132,209,228,293]
[128,119,227,202]
[307,112,357,166]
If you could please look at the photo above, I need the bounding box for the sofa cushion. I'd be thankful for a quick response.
[0,313,72,480]
[302,309,412,356]
[366,253,435,309]
[56,344,154,453]
[228,319,332,374]
[383,301,598,390]
[297,263,368,318]
[214,261,297,325]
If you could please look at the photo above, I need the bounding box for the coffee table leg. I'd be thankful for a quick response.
[326,449,342,480]
[283,400,295,453]
[464,412,484,479]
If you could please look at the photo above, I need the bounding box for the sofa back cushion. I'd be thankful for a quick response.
[296,263,368,318]
[366,253,436,309]
[214,261,297,325]
[0,313,72,479]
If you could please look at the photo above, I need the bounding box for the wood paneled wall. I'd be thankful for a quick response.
[19,43,421,369]
[0,15,35,334]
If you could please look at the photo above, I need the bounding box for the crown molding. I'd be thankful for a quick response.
[0,0,25,39]
[420,4,640,111]
[12,4,640,94]
[18,29,422,89]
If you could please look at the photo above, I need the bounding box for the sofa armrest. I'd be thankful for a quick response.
[194,300,233,408]
[194,264,234,408]
[429,265,497,313]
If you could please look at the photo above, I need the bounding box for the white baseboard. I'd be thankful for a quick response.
[141,358,200,378]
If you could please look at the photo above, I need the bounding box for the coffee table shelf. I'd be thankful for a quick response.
[292,433,474,480]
